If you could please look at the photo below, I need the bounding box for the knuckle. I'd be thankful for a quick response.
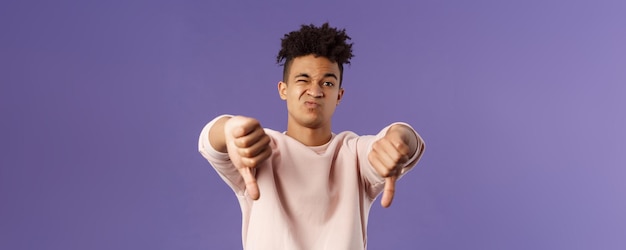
[243,157,256,167]
[241,138,253,147]
[368,152,376,163]
[399,145,410,155]
[262,134,271,144]
[380,168,391,177]
[248,117,259,125]
[246,120,259,130]
[240,148,252,157]
[234,138,244,147]
[372,141,382,150]
[389,168,399,176]
[391,154,401,162]
[260,153,270,162]
[262,148,272,160]
[392,154,407,164]
[259,144,269,154]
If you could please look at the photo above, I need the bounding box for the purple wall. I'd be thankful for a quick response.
[2,0,625,249]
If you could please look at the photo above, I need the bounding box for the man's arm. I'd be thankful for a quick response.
[208,116,231,153]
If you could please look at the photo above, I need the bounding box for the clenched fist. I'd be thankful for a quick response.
[368,125,417,208]
[224,116,272,200]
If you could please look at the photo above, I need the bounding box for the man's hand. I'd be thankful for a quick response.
[368,125,416,208]
[224,116,272,200]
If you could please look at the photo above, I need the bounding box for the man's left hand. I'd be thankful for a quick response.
[368,127,413,208]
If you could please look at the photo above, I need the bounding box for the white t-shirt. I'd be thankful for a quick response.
[198,116,425,250]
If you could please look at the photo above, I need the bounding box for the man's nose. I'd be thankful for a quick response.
[307,84,324,98]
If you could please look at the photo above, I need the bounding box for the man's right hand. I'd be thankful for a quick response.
[223,116,272,200]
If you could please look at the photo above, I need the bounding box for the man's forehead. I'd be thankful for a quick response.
[289,56,340,75]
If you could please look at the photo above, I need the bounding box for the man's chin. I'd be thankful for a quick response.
[298,118,326,129]
[288,113,329,128]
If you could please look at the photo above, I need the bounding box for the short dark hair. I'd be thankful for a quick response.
[277,23,354,86]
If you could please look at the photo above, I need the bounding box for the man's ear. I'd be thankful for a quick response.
[278,81,287,100]
[337,87,344,105]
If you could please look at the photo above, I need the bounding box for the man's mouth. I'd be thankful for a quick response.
[304,101,321,108]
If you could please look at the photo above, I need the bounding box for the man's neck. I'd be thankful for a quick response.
[285,124,332,146]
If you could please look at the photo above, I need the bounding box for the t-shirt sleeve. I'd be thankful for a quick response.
[356,122,426,200]
[197,115,247,196]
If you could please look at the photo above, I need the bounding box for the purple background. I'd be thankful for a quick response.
[1,0,625,249]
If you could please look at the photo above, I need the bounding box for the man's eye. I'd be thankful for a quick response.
[323,82,334,87]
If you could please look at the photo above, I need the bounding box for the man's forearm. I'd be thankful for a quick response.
[209,116,231,153]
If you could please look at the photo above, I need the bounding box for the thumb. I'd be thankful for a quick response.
[239,167,260,200]
[381,175,397,208]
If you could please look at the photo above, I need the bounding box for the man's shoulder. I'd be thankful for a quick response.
[333,130,360,140]
[332,130,380,149]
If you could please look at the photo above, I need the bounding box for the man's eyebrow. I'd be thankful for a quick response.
[324,73,338,80]
[294,73,338,79]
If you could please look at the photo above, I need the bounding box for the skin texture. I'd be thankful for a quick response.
[208,54,418,207]
[278,54,344,146]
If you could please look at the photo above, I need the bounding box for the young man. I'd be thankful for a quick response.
[198,23,425,249]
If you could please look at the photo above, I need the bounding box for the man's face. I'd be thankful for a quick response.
[278,54,344,130]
